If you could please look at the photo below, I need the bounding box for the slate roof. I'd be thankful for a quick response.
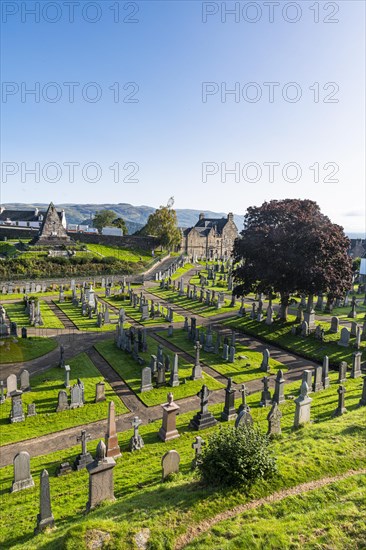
[193,217,228,235]
[0,208,63,222]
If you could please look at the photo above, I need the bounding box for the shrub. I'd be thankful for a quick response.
[198,424,277,487]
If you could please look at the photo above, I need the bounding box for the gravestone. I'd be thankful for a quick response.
[157,362,166,387]
[221,378,237,421]
[162,450,180,480]
[333,385,347,416]
[191,436,205,469]
[20,370,30,392]
[358,377,366,407]
[338,361,347,383]
[74,430,93,470]
[235,407,254,428]
[86,441,116,512]
[228,345,236,363]
[189,385,217,430]
[0,381,5,404]
[322,356,330,389]
[159,392,180,442]
[169,354,180,387]
[95,381,106,402]
[140,367,153,392]
[302,370,313,393]
[21,327,27,339]
[11,451,34,492]
[301,321,309,337]
[129,416,144,451]
[260,349,270,372]
[260,376,272,406]
[56,462,72,477]
[222,343,229,361]
[58,345,65,368]
[338,327,350,347]
[294,381,312,428]
[267,401,282,436]
[273,370,285,404]
[313,366,323,392]
[191,341,203,380]
[350,352,362,378]
[7,374,17,395]
[35,470,54,533]
[10,390,25,423]
[237,383,250,415]
[350,321,358,337]
[70,382,83,409]
[64,365,70,388]
[105,401,121,459]
[27,403,37,417]
[56,390,69,412]
[330,316,339,333]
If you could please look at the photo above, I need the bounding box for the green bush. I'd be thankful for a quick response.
[198,424,277,487]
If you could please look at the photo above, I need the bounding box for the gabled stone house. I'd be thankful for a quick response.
[181,213,238,259]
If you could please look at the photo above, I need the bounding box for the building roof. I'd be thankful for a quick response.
[193,217,228,235]
[0,207,63,222]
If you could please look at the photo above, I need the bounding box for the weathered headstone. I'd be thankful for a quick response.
[191,341,203,380]
[338,327,350,347]
[56,390,69,412]
[10,390,25,423]
[56,462,72,477]
[294,381,312,428]
[6,374,17,395]
[159,392,180,442]
[273,370,285,404]
[191,436,205,469]
[312,366,323,392]
[27,403,37,417]
[333,385,347,416]
[221,378,237,421]
[162,450,180,480]
[86,441,116,512]
[260,349,270,372]
[338,361,347,383]
[302,370,313,393]
[351,352,362,379]
[322,356,330,389]
[20,370,30,392]
[140,367,153,392]
[267,401,282,436]
[35,470,54,533]
[169,354,180,387]
[330,316,339,333]
[260,376,272,406]
[64,365,70,388]
[129,416,144,451]
[235,407,253,428]
[74,430,93,470]
[189,385,217,430]
[11,451,34,492]
[105,401,121,459]
[358,377,366,407]
[95,381,106,402]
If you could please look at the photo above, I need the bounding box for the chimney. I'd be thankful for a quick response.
[227,212,234,221]
[199,213,205,221]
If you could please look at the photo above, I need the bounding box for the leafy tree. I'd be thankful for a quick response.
[143,198,181,250]
[198,424,277,487]
[112,217,128,235]
[92,210,117,232]
[233,199,353,319]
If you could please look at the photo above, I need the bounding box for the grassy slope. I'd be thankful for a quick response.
[86,244,151,263]
[159,328,285,384]
[0,373,364,549]
[56,301,118,332]
[95,337,224,406]
[0,353,128,445]
[223,315,366,366]
[0,337,57,364]
[4,301,64,329]
[185,474,366,550]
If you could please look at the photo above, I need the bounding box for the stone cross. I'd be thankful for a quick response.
[221,377,237,421]
[129,416,144,451]
[77,430,91,456]
[35,470,55,532]
[238,383,249,414]
[194,341,202,366]
[198,384,210,414]
[333,385,347,416]
[273,370,285,404]
[191,436,205,468]
[260,376,272,406]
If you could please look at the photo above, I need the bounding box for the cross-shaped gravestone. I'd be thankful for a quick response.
[191,436,205,468]
[194,341,202,366]
[198,384,210,414]
[132,415,142,438]
[77,430,91,456]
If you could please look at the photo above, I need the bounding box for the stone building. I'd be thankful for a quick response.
[31,203,72,246]
[0,205,66,230]
[181,213,238,259]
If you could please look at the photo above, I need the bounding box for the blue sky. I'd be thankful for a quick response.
[1,0,365,232]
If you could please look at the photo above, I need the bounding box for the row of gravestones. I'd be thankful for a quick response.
[185,324,238,362]
[129,289,174,322]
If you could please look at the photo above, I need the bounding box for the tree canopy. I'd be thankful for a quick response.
[233,199,352,319]
[93,210,117,232]
[142,198,181,250]
[112,217,128,235]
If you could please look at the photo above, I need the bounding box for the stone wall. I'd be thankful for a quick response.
[66,232,159,250]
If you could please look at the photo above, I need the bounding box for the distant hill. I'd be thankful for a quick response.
[2,203,245,233]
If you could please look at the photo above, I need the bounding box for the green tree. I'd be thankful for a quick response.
[92,210,117,232]
[143,198,181,250]
[112,217,128,235]
[233,199,353,320]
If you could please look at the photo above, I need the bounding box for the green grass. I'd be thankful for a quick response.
[0,353,128,445]
[56,301,118,331]
[4,301,64,329]
[151,287,240,318]
[171,262,195,281]
[0,290,73,301]
[0,337,57,364]
[223,315,366,367]
[95,337,224,406]
[104,295,185,325]
[159,328,285,383]
[185,474,366,549]
[86,244,152,263]
[0,373,364,549]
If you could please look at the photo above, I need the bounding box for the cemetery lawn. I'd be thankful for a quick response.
[95,337,224,406]
[0,337,57,364]
[86,244,152,263]
[56,301,119,331]
[103,296,185,325]
[0,373,364,549]
[223,315,366,366]
[159,329,286,384]
[184,473,366,549]
[4,301,64,329]
[150,287,240,317]
[0,290,73,302]
[0,352,128,445]
[171,262,195,280]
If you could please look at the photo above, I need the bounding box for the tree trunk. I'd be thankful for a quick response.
[279,292,290,321]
